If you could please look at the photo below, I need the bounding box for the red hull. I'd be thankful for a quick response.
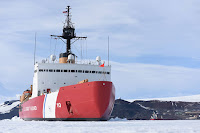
[19,81,115,121]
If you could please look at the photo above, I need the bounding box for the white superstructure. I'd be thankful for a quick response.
[32,62,111,98]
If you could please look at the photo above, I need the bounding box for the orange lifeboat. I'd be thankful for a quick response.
[20,85,32,103]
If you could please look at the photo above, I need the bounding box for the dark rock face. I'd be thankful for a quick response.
[111,99,200,120]
[111,99,153,120]
[0,100,19,120]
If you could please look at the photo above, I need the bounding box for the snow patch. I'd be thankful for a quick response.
[2,116,23,121]
[0,101,20,114]
[109,117,127,121]
[137,103,151,110]
[11,116,23,121]
[127,94,200,102]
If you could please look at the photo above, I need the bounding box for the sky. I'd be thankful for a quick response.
[1,0,200,99]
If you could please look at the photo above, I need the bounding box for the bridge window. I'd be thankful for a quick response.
[37,69,109,74]
[78,70,82,73]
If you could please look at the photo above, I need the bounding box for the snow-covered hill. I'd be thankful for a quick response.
[0,100,20,120]
[0,101,20,114]
[127,94,200,102]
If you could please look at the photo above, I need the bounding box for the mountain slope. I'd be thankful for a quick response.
[127,94,200,102]
[0,100,20,120]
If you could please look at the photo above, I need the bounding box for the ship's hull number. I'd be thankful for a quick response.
[57,103,61,108]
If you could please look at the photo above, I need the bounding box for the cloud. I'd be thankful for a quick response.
[1,0,200,58]
[0,94,20,104]
[111,61,200,99]
[0,82,5,93]
[0,0,200,99]
[64,0,200,59]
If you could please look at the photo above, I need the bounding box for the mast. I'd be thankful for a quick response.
[62,6,76,55]
[67,6,70,27]
[51,6,87,63]
[34,32,37,65]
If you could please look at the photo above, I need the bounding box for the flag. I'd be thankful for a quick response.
[63,11,68,13]
[100,64,104,67]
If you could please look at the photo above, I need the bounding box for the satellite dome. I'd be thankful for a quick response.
[50,55,56,61]
[68,54,75,62]
[96,56,101,62]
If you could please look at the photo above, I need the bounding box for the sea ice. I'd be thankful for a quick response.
[0,117,199,133]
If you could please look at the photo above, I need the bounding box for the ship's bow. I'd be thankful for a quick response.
[56,81,115,120]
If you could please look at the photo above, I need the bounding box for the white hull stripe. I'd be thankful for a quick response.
[43,94,47,118]
[43,92,59,118]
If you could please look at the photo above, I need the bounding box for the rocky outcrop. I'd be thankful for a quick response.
[111,99,200,120]
[111,99,153,120]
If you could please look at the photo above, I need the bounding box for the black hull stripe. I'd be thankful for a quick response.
[22,118,108,121]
